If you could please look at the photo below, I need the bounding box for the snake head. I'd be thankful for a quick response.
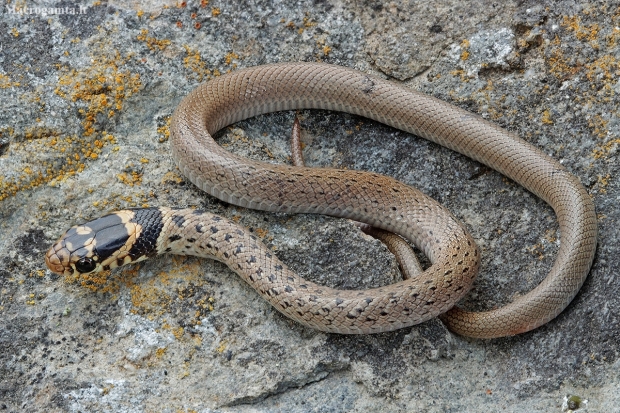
[45,209,158,276]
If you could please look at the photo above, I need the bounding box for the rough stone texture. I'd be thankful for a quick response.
[0,0,618,412]
[358,0,518,80]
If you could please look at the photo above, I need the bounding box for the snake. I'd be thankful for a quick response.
[45,62,597,338]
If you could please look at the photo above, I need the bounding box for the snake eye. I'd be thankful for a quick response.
[75,257,97,273]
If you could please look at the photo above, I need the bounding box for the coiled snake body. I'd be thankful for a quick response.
[46,63,597,338]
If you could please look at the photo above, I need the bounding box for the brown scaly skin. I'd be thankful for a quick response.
[170,63,597,338]
[47,63,597,338]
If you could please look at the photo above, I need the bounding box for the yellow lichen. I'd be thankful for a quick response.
[254,227,269,238]
[55,51,142,136]
[182,46,212,82]
[117,171,143,186]
[592,139,620,159]
[0,74,20,88]
[224,51,239,66]
[173,326,184,340]
[588,114,609,139]
[136,29,171,51]
[541,110,553,125]
[562,15,599,43]
[596,174,610,194]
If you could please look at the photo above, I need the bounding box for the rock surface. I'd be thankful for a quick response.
[1,0,618,412]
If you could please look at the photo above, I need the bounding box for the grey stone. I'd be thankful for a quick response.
[1,0,618,412]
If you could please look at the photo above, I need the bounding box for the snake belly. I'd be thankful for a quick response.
[169,62,597,338]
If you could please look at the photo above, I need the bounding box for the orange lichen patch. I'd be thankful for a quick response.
[211,7,220,17]
[282,13,318,34]
[101,385,114,396]
[459,39,471,61]
[0,73,20,88]
[592,139,620,159]
[172,326,185,340]
[562,15,600,43]
[473,81,514,121]
[155,347,167,357]
[542,11,619,154]
[29,270,46,278]
[549,15,619,83]
[606,26,620,47]
[55,51,141,136]
[541,110,553,125]
[26,293,36,306]
[200,0,208,7]
[224,52,238,66]
[527,243,546,261]
[585,55,619,84]
[595,174,611,194]
[117,170,143,186]
[89,190,152,210]
[449,69,468,82]
[130,281,173,319]
[182,45,212,82]
[588,115,609,139]
[546,47,582,80]
[123,257,217,328]
[63,268,130,294]
[178,288,215,315]
[529,228,566,259]
[136,29,171,51]
[0,130,117,202]
[254,227,269,238]
[157,115,171,142]
[162,171,184,184]
[303,15,317,28]
[1,127,14,140]
[543,229,557,243]
[314,34,332,58]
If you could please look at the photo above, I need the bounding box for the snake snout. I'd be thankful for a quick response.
[45,242,71,275]
[45,228,99,276]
